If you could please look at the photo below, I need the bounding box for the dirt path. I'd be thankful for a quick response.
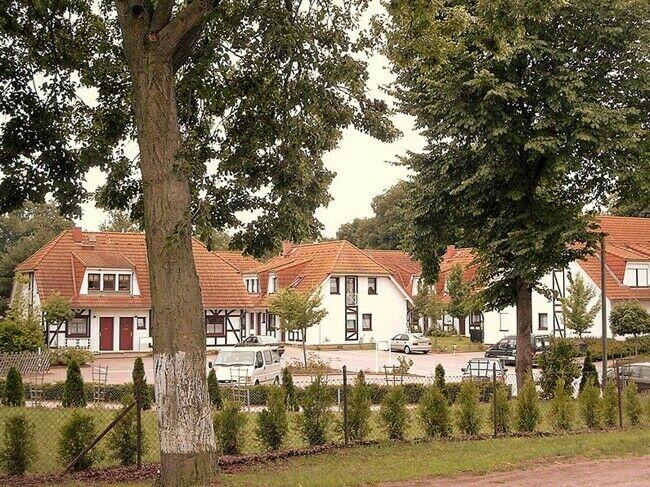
[383,455,650,486]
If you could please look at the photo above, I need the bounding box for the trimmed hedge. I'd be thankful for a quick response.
[572,336,649,361]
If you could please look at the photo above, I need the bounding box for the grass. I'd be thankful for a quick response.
[219,428,650,487]
[429,335,487,353]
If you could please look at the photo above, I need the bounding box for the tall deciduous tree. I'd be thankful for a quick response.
[446,264,472,335]
[1,1,395,483]
[268,288,327,367]
[560,275,600,339]
[610,300,650,355]
[383,0,648,389]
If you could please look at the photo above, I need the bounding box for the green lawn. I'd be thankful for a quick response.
[429,335,487,353]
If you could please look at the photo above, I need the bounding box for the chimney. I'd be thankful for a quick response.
[444,245,456,258]
[72,226,83,243]
[281,240,293,257]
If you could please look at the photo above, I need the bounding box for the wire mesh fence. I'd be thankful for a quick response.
[0,361,648,477]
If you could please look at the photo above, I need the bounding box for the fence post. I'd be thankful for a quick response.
[615,360,623,428]
[342,365,349,446]
[492,362,497,437]
[136,389,142,468]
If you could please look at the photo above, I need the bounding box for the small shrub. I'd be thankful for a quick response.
[51,348,94,366]
[346,371,372,441]
[132,357,152,410]
[623,382,642,426]
[418,385,451,438]
[107,405,147,465]
[396,356,413,375]
[380,386,408,440]
[493,382,511,434]
[3,367,25,406]
[601,381,618,428]
[456,380,481,435]
[62,361,86,408]
[213,400,247,455]
[58,411,99,471]
[207,368,223,409]
[0,414,37,475]
[298,375,332,446]
[550,378,575,431]
[434,364,446,395]
[537,338,580,399]
[282,368,299,412]
[579,350,599,392]
[255,386,288,450]
[515,376,540,432]
[579,379,602,429]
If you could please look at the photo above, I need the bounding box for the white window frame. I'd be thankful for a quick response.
[499,312,509,332]
[624,263,649,287]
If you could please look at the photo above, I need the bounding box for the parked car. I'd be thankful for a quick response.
[462,357,508,382]
[484,334,551,365]
[208,346,281,385]
[390,333,431,354]
[608,362,650,392]
[236,334,285,356]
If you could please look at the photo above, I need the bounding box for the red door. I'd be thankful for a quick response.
[119,317,134,351]
[99,317,114,351]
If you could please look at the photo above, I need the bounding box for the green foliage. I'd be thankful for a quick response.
[623,382,642,426]
[336,181,411,250]
[413,285,446,331]
[579,379,602,429]
[269,289,327,366]
[0,284,43,353]
[493,383,511,434]
[538,338,581,399]
[0,203,72,314]
[99,210,141,233]
[418,385,451,438]
[107,406,147,465]
[560,276,600,338]
[281,368,299,412]
[602,381,618,428]
[579,351,600,392]
[41,292,73,328]
[515,377,541,432]
[0,414,37,475]
[446,264,475,324]
[380,386,408,441]
[62,361,86,408]
[610,301,650,354]
[58,411,99,471]
[207,368,223,410]
[50,347,94,366]
[298,375,332,446]
[550,379,575,431]
[213,400,247,455]
[255,386,288,451]
[434,364,446,394]
[3,367,25,406]
[346,371,372,442]
[456,381,481,435]
[132,357,151,411]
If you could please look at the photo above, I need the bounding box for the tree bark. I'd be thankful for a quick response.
[515,278,533,392]
[458,315,466,336]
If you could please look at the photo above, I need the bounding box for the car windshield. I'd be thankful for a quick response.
[214,350,255,366]
[411,334,424,339]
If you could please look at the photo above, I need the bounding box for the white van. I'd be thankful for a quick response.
[208,346,281,385]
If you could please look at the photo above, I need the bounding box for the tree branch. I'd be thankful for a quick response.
[172,23,204,72]
[150,0,176,34]
[157,0,217,59]
[115,0,152,69]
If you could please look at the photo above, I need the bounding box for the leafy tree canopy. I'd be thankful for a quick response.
[1,0,398,258]
[0,203,72,313]
[610,300,650,354]
[560,275,600,338]
[336,180,411,249]
[383,0,649,309]
[99,210,142,233]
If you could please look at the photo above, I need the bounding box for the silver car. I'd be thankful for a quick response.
[390,333,431,354]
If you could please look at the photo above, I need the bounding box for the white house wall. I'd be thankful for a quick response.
[89,309,152,352]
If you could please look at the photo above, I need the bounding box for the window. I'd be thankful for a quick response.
[269,274,278,293]
[255,352,264,368]
[330,277,340,294]
[136,317,146,330]
[263,350,272,365]
[88,273,101,291]
[268,314,276,331]
[362,313,372,331]
[245,277,259,294]
[346,318,357,331]
[625,265,649,287]
[538,312,548,331]
[367,277,377,295]
[67,315,90,338]
[499,312,509,332]
[103,273,116,291]
[118,274,131,292]
[206,314,225,336]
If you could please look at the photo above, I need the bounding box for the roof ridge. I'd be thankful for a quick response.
[348,241,392,273]
[211,251,243,273]
[331,240,347,273]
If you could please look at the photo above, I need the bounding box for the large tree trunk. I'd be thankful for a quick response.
[515,278,533,392]
[133,60,217,486]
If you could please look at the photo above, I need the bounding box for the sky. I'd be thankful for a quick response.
[77,2,426,238]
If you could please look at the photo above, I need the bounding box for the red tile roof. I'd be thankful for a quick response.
[362,249,421,296]
[214,251,260,273]
[16,229,254,309]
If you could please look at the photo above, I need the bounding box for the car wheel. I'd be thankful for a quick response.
[404,345,411,354]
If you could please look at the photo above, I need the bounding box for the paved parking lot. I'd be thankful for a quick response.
[44,345,486,385]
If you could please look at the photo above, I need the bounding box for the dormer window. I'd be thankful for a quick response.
[245,277,259,294]
[103,273,116,291]
[118,274,131,292]
[269,274,278,294]
[624,263,649,287]
[88,273,101,291]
